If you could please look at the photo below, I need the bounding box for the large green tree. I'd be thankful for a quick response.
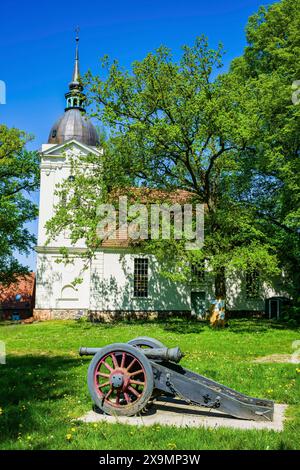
[47,36,280,296]
[0,125,39,284]
[229,0,300,301]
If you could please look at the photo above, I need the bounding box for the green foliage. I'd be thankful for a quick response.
[229,0,300,300]
[85,36,256,201]
[48,36,280,287]
[0,125,39,284]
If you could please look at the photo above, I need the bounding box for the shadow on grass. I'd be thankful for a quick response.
[0,354,86,445]
[227,318,300,334]
[115,317,207,334]
[71,316,206,335]
[67,316,300,336]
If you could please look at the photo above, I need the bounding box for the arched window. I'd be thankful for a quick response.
[191,260,205,282]
[246,271,260,299]
[60,192,67,206]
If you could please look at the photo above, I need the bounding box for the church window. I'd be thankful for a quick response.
[51,129,57,138]
[60,192,67,206]
[246,270,260,299]
[134,258,149,298]
[191,260,205,282]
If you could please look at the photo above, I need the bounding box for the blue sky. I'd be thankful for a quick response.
[0,0,275,271]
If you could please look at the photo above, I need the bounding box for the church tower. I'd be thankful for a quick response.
[34,34,102,320]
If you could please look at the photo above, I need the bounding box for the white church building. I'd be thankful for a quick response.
[34,38,288,322]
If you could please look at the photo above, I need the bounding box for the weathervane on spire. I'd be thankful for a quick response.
[75,26,80,42]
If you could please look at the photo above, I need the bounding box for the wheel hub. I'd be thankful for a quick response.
[110,372,124,388]
[92,346,152,415]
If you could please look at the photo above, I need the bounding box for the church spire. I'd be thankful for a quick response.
[65,27,86,112]
[70,27,80,86]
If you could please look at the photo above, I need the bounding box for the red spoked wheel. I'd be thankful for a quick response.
[87,343,154,416]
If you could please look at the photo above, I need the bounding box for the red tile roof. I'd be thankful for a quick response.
[101,187,197,248]
[109,187,196,204]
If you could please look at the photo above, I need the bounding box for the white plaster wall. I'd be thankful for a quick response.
[35,249,289,312]
[226,273,289,311]
[38,168,55,246]
[35,253,90,309]
[38,162,86,249]
[90,251,191,311]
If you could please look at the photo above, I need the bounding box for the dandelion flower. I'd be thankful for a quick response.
[167,443,177,449]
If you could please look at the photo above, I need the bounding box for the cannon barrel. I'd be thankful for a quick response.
[79,345,183,363]
[79,347,102,356]
[142,347,183,363]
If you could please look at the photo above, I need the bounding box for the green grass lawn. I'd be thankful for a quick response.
[0,318,299,450]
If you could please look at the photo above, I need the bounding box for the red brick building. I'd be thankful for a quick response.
[0,273,36,320]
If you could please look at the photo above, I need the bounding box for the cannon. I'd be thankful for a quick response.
[79,337,274,421]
